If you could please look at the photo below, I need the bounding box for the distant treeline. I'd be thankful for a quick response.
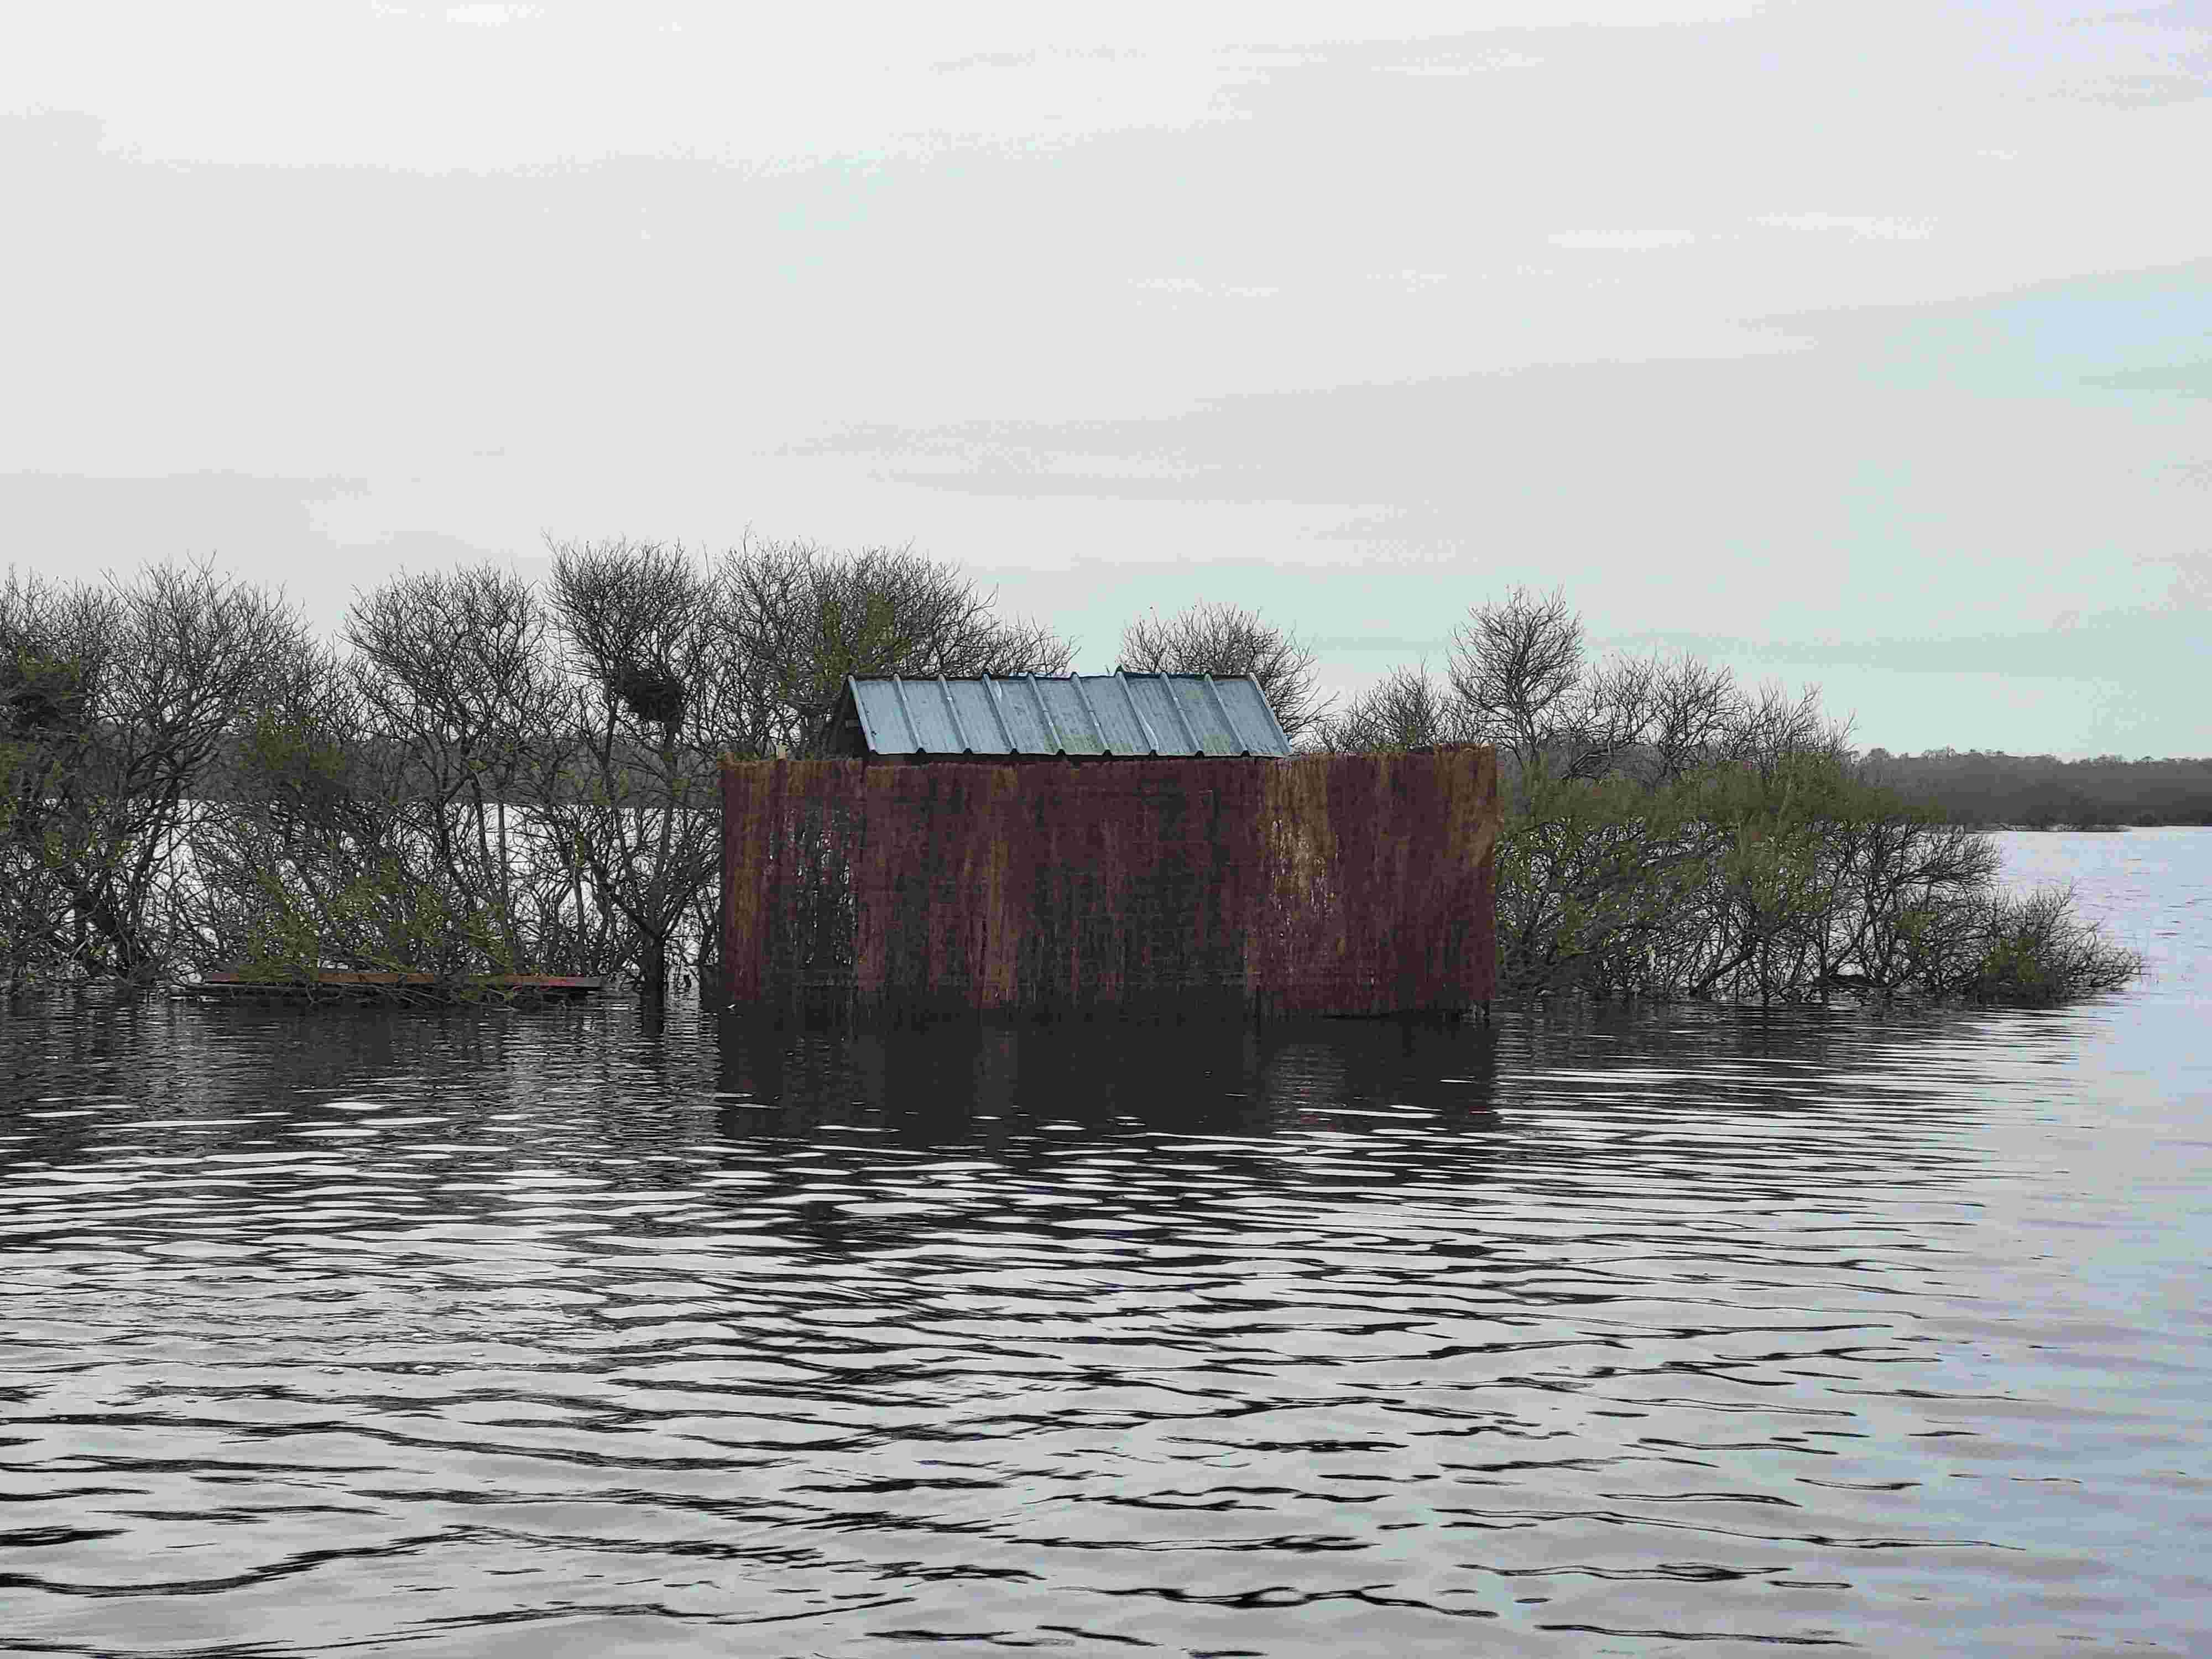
[0,547,2142,1008]
[1860,749,2212,828]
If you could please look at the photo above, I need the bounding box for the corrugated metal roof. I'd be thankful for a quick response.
[842,674,1293,759]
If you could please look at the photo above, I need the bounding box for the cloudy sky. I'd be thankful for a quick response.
[4,1,2207,756]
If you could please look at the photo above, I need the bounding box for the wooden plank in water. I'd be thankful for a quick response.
[191,971,604,998]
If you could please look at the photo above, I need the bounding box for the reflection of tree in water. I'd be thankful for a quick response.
[1503,998,2021,1110]
[0,992,437,1168]
[0,995,692,1199]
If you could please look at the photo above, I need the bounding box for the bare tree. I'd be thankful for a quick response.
[0,559,316,983]
[1556,653,1658,782]
[1642,655,1742,785]
[1313,661,1475,752]
[1117,600,1328,740]
[343,564,564,967]
[1723,680,1853,780]
[714,535,1074,757]
[1446,585,1587,782]
[541,538,737,1007]
[0,551,2141,1013]
[1446,591,1753,787]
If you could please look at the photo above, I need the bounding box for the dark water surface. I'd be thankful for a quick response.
[3,833,2207,1656]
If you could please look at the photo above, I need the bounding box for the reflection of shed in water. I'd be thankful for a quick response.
[713,1012,1499,1132]
[719,673,1499,1021]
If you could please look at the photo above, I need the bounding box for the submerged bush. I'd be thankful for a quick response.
[1948,886,2143,1005]
[0,552,2148,1012]
[0,540,1076,1004]
[1329,587,2142,1010]
[1491,758,2140,1006]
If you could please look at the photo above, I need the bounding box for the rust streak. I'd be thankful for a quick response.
[718,746,1499,1019]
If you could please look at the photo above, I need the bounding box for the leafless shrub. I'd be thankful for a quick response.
[1721,679,1853,780]
[1312,661,1474,752]
[1446,584,1585,780]
[1556,653,1658,782]
[1642,655,1742,785]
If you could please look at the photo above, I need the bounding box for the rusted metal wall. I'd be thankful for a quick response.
[719,747,1498,1018]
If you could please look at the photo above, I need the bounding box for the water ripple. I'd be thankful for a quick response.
[2,833,2209,1655]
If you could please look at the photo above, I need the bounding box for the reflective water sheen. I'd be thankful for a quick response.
[3,832,2208,1657]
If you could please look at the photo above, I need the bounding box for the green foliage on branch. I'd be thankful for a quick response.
[1325,590,2142,1009]
[0,549,2148,1012]
[0,538,1078,1005]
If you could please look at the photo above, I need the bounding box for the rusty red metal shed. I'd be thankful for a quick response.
[721,682,1496,1021]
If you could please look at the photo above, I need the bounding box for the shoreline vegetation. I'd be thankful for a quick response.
[1,547,2146,1009]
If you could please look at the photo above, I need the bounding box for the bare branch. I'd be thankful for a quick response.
[1313,660,1474,752]
[714,535,1075,757]
[1446,584,1585,780]
[1117,600,1328,740]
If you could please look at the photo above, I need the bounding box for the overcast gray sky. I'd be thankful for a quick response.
[4,1,2207,757]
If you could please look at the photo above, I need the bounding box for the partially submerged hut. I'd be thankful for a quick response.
[720,674,1498,1021]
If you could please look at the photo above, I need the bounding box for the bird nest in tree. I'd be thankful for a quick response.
[610,661,685,727]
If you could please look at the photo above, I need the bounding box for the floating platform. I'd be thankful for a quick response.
[185,971,605,1004]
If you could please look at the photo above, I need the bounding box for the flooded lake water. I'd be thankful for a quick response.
[2,831,2206,1656]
